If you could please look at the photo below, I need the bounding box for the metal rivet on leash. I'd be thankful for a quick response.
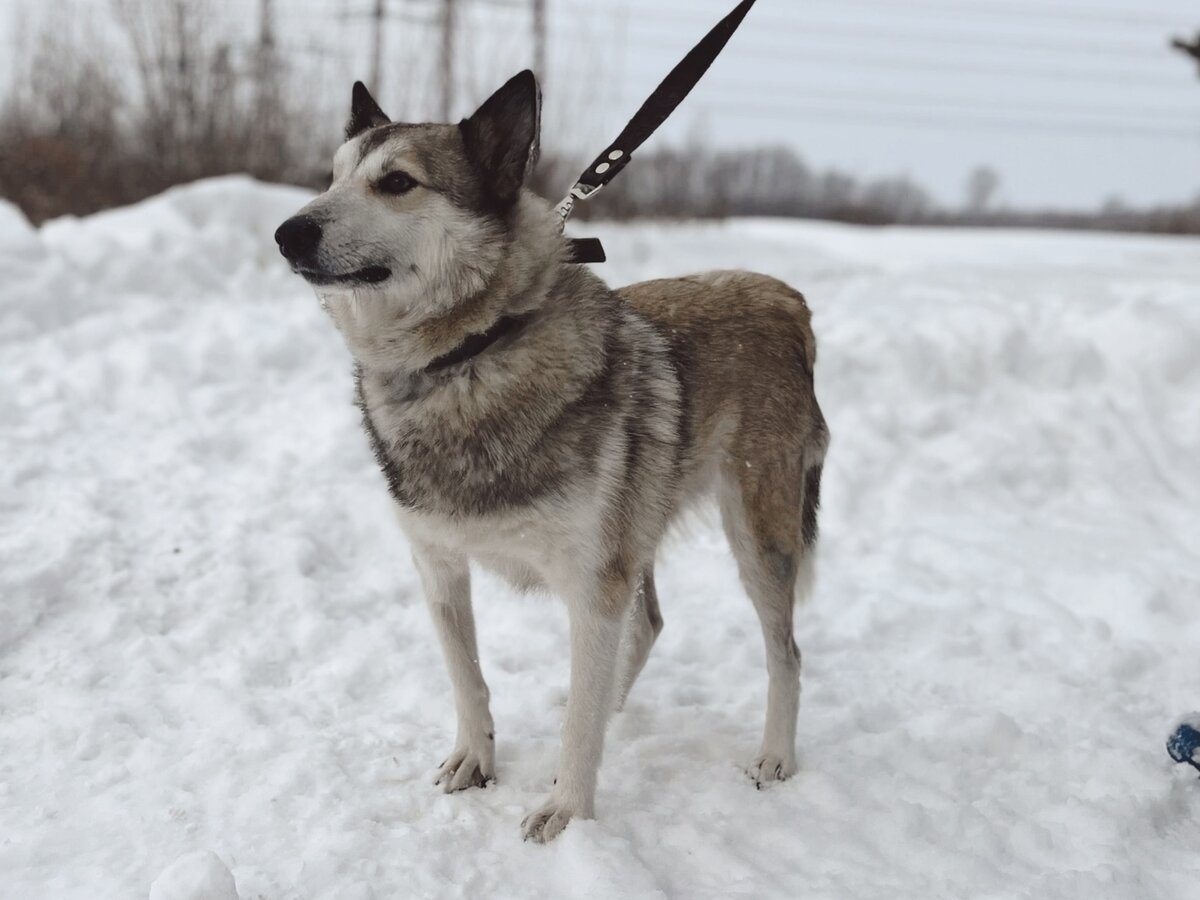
[558,0,757,265]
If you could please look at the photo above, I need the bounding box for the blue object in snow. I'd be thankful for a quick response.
[1167,717,1200,775]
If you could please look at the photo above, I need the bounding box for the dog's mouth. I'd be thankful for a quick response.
[293,265,391,287]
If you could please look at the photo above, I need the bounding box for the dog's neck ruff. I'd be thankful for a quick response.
[423,313,531,373]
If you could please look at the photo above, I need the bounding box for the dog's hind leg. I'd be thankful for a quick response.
[719,454,810,786]
[613,566,664,712]
[411,541,496,792]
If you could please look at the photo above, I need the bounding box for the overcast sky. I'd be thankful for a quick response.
[4,0,1199,209]
[549,0,1200,210]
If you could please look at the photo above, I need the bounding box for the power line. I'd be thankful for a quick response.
[697,84,1199,126]
[556,0,1192,37]
[609,33,1187,88]
[689,98,1199,140]
[730,0,1190,30]
[617,13,1173,61]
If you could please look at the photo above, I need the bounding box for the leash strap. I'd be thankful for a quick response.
[560,0,757,263]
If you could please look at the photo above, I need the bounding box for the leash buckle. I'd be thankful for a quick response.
[555,181,606,228]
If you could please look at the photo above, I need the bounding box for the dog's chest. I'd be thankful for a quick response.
[354,366,608,519]
[397,497,601,592]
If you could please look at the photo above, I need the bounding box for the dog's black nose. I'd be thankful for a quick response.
[274,216,323,262]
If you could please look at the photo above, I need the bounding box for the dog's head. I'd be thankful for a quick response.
[274,71,542,316]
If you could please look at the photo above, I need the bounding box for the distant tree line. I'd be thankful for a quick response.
[2,0,1197,236]
[541,151,1200,234]
[0,0,332,224]
[535,145,940,225]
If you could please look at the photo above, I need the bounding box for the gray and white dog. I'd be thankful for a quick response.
[275,71,828,843]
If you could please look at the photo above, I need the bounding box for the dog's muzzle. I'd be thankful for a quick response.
[274,215,391,286]
[274,216,323,264]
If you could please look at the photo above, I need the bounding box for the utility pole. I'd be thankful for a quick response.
[343,0,442,115]
[370,0,386,94]
[258,0,276,52]
[255,0,277,88]
[1171,32,1200,77]
[254,0,280,170]
[532,0,547,83]
[440,0,458,119]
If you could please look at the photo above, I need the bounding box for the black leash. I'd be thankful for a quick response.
[560,0,758,264]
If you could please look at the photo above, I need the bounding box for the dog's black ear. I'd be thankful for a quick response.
[346,81,390,140]
[459,70,541,209]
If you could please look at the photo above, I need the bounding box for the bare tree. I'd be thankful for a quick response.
[860,175,933,224]
[0,5,127,221]
[964,166,1001,214]
[0,0,331,221]
[1,0,1196,235]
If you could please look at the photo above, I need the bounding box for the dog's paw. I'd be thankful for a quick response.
[520,797,581,843]
[434,746,495,793]
[748,753,796,789]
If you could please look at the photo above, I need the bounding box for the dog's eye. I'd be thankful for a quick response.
[378,171,418,195]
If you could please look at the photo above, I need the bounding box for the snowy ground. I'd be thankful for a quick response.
[2,177,1198,899]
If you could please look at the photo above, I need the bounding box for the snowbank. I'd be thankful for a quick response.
[0,198,34,243]
[1,179,1198,899]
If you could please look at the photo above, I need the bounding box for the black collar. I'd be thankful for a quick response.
[424,313,531,373]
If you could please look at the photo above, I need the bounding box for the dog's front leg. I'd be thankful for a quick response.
[521,567,633,843]
[411,542,496,792]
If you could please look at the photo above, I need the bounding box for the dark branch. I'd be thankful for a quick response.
[1170,32,1200,76]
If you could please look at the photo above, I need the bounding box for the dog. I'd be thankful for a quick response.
[275,70,828,843]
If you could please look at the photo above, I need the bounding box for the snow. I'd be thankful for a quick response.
[0,199,33,243]
[2,176,1198,899]
[148,851,239,900]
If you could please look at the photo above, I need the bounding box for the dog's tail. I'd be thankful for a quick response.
[795,416,829,607]
[760,275,825,606]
